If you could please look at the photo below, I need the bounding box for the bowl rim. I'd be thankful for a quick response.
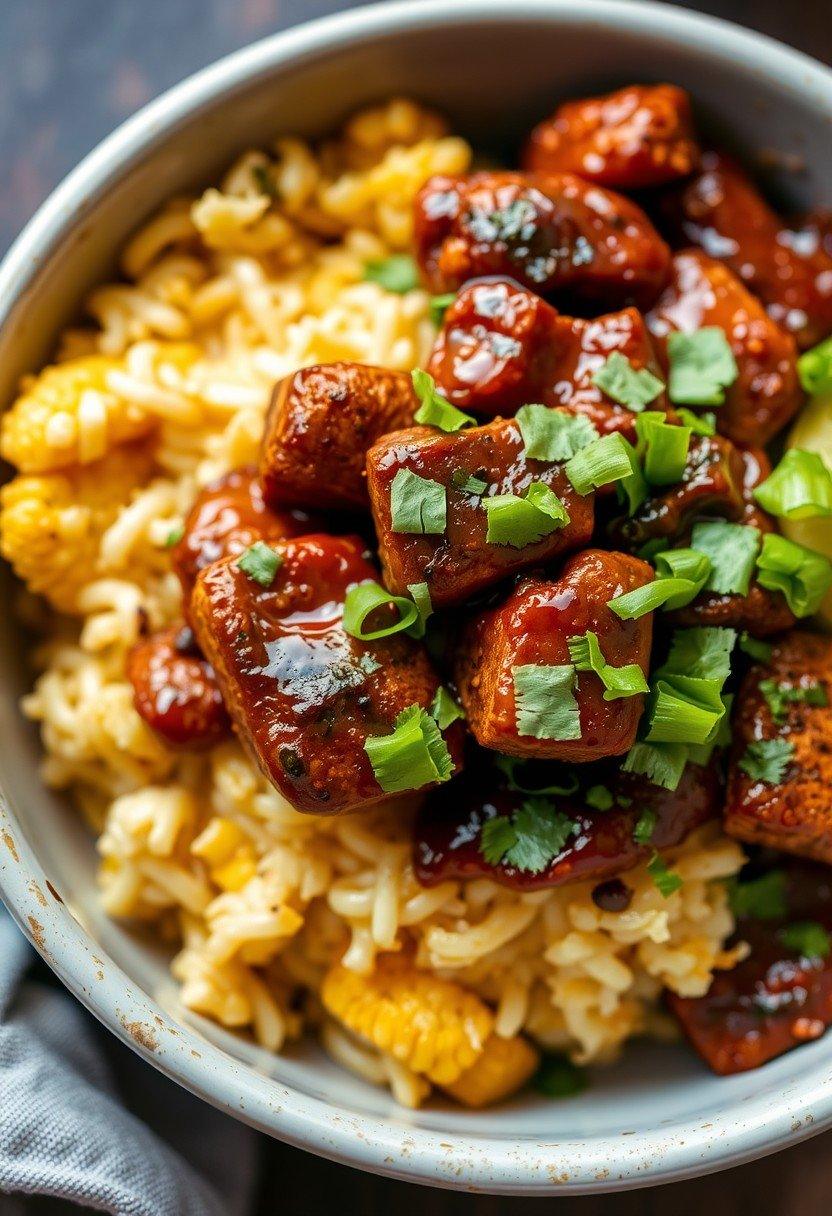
[2,0,832,1194]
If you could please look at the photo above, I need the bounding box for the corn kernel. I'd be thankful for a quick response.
[443,1033,540,1108]
[191,817,246,866]
[211,852,257,892]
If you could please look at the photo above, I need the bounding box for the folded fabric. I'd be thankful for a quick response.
[0,907,259,1216]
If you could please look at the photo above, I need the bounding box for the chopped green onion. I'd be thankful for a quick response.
[653,547,711,609]
[642,626,735,747]
[390,467,447,535]
[405,581,433,638]
[364,254,420,294]
[429,292,455,326]
[451,468,488,495]
[364,704,454,793]
[753,448,832,520]
[635,412,691,486]
[647,851,683,897]
[513,664,581,740]
[564,431,638,496]
[607,578,693,620]
[667,327,738,406]
[661,625,737,684]
[494,756,579,796]
[428,685,465,730]
[591,351,664,411]
[778,921,831,959]
[586,784,614,811]
[411,369,475,432]
[633,807,657,845]
[675,408,716,436]
[617,435,649,516]
[622,741,688,791]
[342,580,419,640]
[760,677,828,723]
[533,1055,588,1099]
[728,870,787,920]
[690,521,761,596]
[797,335,832,395]
[567,629,648,701]
[738,738,795,784]
[516,404,598,461]
[164,523,184,548]
[645,678,725,745]
[236,541,283,587]
[755,532,832,617]
[483,481,569,548]
[739,632,772,663]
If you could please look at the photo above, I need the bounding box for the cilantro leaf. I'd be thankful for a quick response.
[364,254,420,294]
[592,351,664,411]
[778,920,831,959]
[503,798,578,873]
[667,327,739,406]
[738,738,795,784]
[760,678,827,723]
[728,870,788,920]
[480,815,518,866]
[236,541,283,587]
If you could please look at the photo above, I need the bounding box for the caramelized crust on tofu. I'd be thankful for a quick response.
[365,417,594,607]
[454,550,653,761]
[127,626,230,750]
[261,363,417,511]
[414,171,670,308]
[523,84,700,190]
[172,467,316,607]
[659,152,832,349]
[668,863,832,1074]
[609,432,746,549]
[427,276,666,438]
[725,632,832,862]
[668,583,795,637]
[646,250,803,445]
[415,752,720,890]
[191,534,461,814]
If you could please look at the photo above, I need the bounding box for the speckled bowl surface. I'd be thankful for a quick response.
[2,0,832,1194]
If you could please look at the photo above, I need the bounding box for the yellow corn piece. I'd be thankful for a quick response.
[1,355,154,473]
[321,957,494,1086]
[211,851,257,893]
[0,440,155,612]
[443,1033,540,1109]
[191,817,246,867]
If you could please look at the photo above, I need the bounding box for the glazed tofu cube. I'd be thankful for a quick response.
[365,417,594,608]
[668,863,832,1074]
[427,276,667,438]
[260,362,417,511]
[191,533,462,814]
[523,84,700,191]
[454,549,653,761]
[414,171,670,308]
[609,432,746,549]
[659,151,832,349]
[172,467,317,606]
[646,250,802,445]
[725,632,832,862]
[127,626,230,751]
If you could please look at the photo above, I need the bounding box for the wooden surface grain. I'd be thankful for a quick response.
[1,1,830,1212]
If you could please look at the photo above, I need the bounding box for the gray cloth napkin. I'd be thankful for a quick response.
[0,906,260,1216]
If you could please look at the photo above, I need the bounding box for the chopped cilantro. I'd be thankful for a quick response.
[738,738,795,784]
[592,351,664,411]
[728,870,787,920]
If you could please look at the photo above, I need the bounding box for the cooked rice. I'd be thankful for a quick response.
[3,98,746,1108]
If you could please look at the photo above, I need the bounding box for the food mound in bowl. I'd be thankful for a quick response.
[4,87,832,1110]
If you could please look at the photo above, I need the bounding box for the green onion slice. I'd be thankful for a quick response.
[390,467,447,535]
[608,578,694,620]
[428,685,465,730]
[690,520,761,596]
[513,664,582,740]
[755,532,832,617]
[635,412,691,487]
[567,629,649,701]
[565,431,639,496]
[675,408,716,436]
[236,541,283,588]
[342,580,420,640]
[364,704,454,793]
[647,851,683,897]
[483,481,569,548]
[653,547,711,609]
[411,369,475,432]
[667,327,739,406]
[797,335,832,395]
[406,581,433,638]
[753,448,832,520]
[516,404,598,462]
[591,351,664,411]
[429,292,455,326]
[364,254,420,294]
[633,807,657,845]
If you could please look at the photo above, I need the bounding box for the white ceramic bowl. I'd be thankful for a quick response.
[2,0,832,1194]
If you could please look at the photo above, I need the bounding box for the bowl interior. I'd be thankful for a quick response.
[2,0,832,1190]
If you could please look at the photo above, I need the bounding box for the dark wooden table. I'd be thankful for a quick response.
[1,2,831,1212]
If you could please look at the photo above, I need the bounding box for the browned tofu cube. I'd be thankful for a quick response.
[260,362,416,511]
[427,276,667,439]
[365,416,594,608]
[454,549,653,761]
[191,533,462,814]
[725,632,832,862]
